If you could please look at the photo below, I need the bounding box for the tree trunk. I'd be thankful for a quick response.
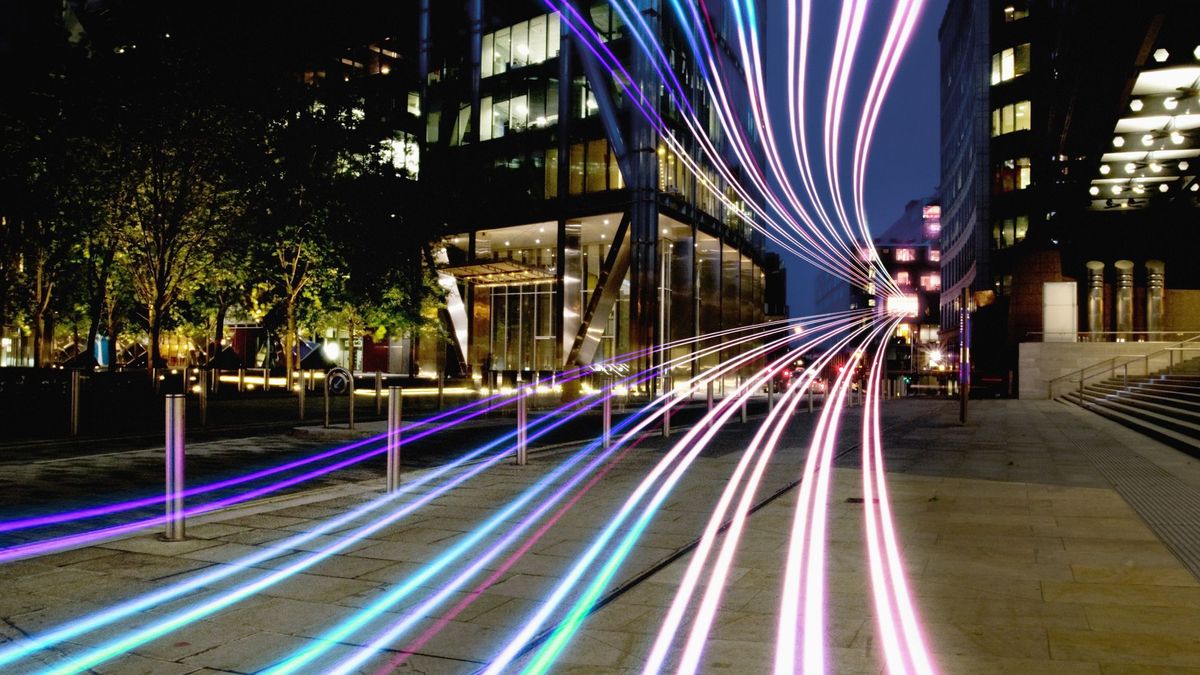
[347,316,357,374]
[32,255,48,367]
[284,298,297,387]
[147,304,162,372]
[212,302,227,363]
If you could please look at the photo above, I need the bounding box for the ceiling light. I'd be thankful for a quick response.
[1113,137,1125,147]
[1153,48,1170,63]
[1192,183,1200,192]
[1089,186,1100,196]
[534,238,540,244]
[1099,164,1111,175]
[603,219,609,225]
[1122,200,1131,208]
[1171,131,1186,145]
[1133,185,1145,194]
[1112,185,1123,195]
[1165,97,1179,111]
[539,227,545,233]
[1159,183,1169,193]
[600,233,606,239]
[1142,133,1155,146]
[504,240,510,246]
[1125,162,1137,173]
[1180,160,1191,171]
[661,228,668,235]
[1195,45,1200,60]
[1130,99,1144,112]
[1150,162,1163,172]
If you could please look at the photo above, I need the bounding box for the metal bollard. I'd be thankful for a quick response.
[662,377,671,438]
[199,369,209,427]
[602,385,612,449]
[707,381,714,423]
[740,376,748,424]
[348,375,356,430]
[297,370,305,421]
[375,371,383,416]
[323,375,331,428]
[809,383,814,413]
[767,378,774,413]
[237,368,245,392]
[163,394,186,541]
[69,370,81,437]
[262,368,270,392]
[516,391,528,465]
[386,386,402,491]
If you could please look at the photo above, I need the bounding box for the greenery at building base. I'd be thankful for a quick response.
[0,20,443,372]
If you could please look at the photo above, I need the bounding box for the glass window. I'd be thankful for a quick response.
[426,110,440,144]
[482,34,494,78]
[545,147,558,199]
[548,13,561,59]
[511,21,529,68]
[480,96,493,141]
[529,16,548,65]
[586,139,607,192]
[1014,215,1029,242]
[407,92,420,116]
[492,98,508,140]
[992,43,1031,85]
[920,274,941,291]
[1003,4,1029,21]
[929,249,940,262]
[1002,105,1014,135]
[896,271,911,286]
[1014,100,1030,131]
[493,28,511,76]
[608,144,623,189]
[992,108,1001,137]
[569,143,585,195]
[993,157,1031,192]
[510,94,528,132]
[895,248,916,262]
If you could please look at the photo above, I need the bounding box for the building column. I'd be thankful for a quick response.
[1115,259,1134,341]
[1146,259,1165,341]
[627,0,660,392]
[1086,260,1104,341]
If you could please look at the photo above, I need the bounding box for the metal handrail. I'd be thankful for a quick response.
[1047,333,1200,400]
[1025,330,1200,341]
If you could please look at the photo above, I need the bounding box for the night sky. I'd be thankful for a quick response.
[766,0,950,316]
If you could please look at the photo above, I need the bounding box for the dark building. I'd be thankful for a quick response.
[938,0,1200,395]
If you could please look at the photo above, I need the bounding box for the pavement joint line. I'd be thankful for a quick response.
[497,402,894,668]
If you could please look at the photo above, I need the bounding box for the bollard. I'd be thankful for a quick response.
[348,374,356,430]
[375,371,383,416]
[809,383,814,414]
[323,375,331,428]
[516,391,528,465]
[297,370,305,421]
[237,368,245,393]
[602,384,612,449]
[662,377,671,438]
[740,376,748,424]
[437,366,445,411]
[69,370,81,437]
[262,368,270,392]
[767,378,774,413]
[199,369,209,427]
[707,381,714,424]
[163,394,186,541]
[386,386,402,491]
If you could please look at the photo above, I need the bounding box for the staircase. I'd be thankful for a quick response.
[1061,355,1200,456]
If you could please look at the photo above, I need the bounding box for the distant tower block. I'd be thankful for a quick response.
[1114,260,1135,341]
[1146,260,1165,340]
[1086,261,1104,340]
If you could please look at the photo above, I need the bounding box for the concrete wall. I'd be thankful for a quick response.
[1019,341,1175,399]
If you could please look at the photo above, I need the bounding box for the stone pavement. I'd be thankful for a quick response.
[0,399,1198,674]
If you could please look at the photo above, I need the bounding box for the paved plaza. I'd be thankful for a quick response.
[1,399,1199,673]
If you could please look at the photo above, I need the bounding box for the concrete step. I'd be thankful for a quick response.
[1061,392,1200,457]
[1082,389,1200,424]
[1071,392,1200,440]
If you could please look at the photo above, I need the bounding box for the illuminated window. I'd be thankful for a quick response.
[896,271,911,286]
[991,215,1029,249]
[1003,4,1029,21]
[993,157,1032,193]
[991,43,1031,85]
[482,13,562,79]
[895,248,916,262]
[929,249,941,262]
[920,274,941,291]
[991,100,1031,137]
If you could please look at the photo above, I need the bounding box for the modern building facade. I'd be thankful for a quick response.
[938,0,1200,395]
[402,0,784,387]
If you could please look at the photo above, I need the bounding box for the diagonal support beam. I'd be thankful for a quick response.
[567,210,631,366]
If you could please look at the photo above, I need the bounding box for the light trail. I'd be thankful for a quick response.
[483,320,866,675]
[861,320,937,675]
[643,324,866,674]
[775,320,893,675]
[265,317,861,674]
[22,317,832,673]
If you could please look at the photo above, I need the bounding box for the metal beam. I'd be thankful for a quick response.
[566,211,632,366]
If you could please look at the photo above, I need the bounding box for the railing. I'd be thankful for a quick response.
[1025,331,1200,343]
[1047,334,1200,400]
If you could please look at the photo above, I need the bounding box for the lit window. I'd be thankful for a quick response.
[920,274,941,291]
[1003,4,1029,22]
[929,249,941,262]
[896,271,912,286]
[991,101,1031,136]
[895,248,916,262]
[993,157,1032,193]
[991,43,1031,85]
[482,13,562,80]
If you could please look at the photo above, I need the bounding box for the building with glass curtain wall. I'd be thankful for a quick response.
[408,0,785,388]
